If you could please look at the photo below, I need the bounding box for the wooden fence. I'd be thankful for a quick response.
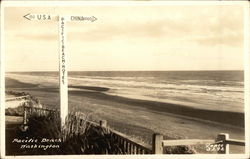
[153,133,245,154]
[23,106,58,126]
[102,121,152,154]
[61,112,152,154]
[22,106,152,154]
[110,131,152,154]
[22,106,245,154]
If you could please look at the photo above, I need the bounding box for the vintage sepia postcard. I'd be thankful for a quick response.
[0,1,249,159]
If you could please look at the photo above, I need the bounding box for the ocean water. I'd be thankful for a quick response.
[8,71,244,113]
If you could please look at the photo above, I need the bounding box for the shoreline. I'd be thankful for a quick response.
[16,86,244,128]
[71,90,244,128]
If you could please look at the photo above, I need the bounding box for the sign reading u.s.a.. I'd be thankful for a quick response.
[23,13,97,22]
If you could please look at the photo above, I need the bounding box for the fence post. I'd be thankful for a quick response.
[21,104,28,131]
[31,106,34,114]
[100,120,107,128]
[23,106,27,125]
[152,133,163,154]
[216,133,229,154]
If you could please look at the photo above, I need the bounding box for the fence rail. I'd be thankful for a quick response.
[23,106,58,126]
[153,133,245,154]
[106,124,152,154]
[5,95,30,102]
[162,139,215,146]
[111,131,152,154]
[226,139,245,146]
[22,106,245,154]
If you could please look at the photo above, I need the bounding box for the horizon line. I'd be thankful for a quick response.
[5,69,244,73]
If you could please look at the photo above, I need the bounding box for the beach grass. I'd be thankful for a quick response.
[6,110,197,155]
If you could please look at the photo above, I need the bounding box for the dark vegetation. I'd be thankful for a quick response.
[7,114,127,155]
[6,112,195,155]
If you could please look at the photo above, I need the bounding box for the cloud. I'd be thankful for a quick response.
[68,20,169,42]
[16,33,57,41]
[10,5,244,48]
[4,5,244,71]
[192,33,243,46]
[67,13,243,47]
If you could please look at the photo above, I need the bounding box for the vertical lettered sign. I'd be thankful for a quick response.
[59,16,68,127]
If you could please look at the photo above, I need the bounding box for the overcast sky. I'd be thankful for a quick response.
[4,4,245,71]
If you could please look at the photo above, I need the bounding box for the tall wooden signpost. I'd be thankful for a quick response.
[23,13,97,130]
[58,16,68,127]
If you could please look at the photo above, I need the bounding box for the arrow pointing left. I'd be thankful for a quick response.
[23,13,31,20]
[23,13,54,21]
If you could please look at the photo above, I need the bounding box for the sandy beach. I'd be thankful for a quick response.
[5,77,245,153]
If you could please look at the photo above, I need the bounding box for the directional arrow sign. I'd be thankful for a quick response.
[23,13,97,133]
[69,15,97,22]
[23,13,53,21]
[23,13,97,22]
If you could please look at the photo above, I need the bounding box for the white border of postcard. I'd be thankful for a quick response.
[0,1,250,159]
